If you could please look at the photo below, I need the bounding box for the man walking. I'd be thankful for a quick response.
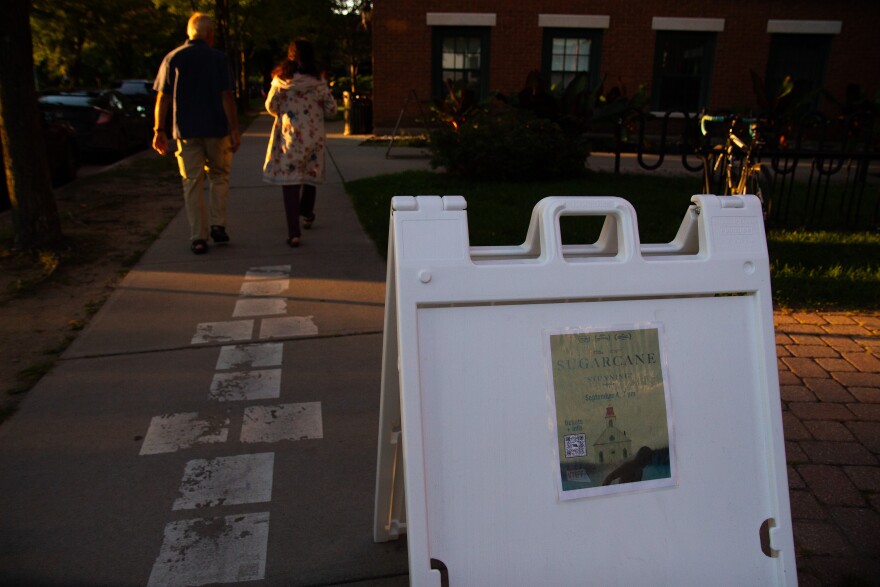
[152,12,240,254]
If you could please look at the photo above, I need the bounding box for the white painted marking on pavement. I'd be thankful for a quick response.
[147,512,269,586]
[215,342,283,371]
[259,316,318,339]
[140,413,229,455]
[232,298,287,317]
[239,279,289,296]
[172,453,274,511]
[209,369,282,402]
[191,320,254,345]
[245,265,291,280]
[241,402,323,443]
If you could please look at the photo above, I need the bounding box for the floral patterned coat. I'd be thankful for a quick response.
[263,74,337,185]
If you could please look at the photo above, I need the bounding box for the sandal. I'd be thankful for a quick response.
[190,239,208,255]
[303,213,315,230]
[286,236,301,248]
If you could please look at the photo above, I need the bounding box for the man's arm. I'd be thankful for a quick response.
[152,92,171,155]
[222,91,240,153]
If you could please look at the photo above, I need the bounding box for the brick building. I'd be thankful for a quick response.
[370,0,879,132]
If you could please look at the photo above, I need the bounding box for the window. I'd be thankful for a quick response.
[542,28,602,91]
[766,34,832,110]
[432,27,490,99]
[652,31,716,112]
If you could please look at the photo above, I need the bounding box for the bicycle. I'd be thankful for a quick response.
[699,113,772,211]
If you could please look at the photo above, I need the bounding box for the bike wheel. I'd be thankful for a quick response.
[745,165,772,219]
[702,149,726,194]
[727,154,745,196]
[745,166,768,203]
[758,166,773,220]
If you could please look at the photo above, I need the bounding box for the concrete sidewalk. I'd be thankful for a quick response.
[0,114,877,586]
[0,115,426,587]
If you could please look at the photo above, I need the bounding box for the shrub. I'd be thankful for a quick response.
[429,106,588,181]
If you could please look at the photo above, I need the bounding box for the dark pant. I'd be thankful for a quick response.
[282,184,316,237]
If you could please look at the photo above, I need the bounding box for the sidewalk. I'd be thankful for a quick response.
[0,115,425,587]
[0,114,876,586]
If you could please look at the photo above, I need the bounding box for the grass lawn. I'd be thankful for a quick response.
[346,169,880,312]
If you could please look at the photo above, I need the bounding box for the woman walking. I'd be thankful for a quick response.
[263,40,337,247]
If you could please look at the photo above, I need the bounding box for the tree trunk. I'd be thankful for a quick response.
[0,0,63,249]
[239,47,249,110]
[214,0,241,108]
[214,0,231,54]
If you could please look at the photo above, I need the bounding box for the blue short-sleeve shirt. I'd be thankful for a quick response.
[154,39,233,140]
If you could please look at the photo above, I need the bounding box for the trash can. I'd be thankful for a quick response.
[343,91,373,135]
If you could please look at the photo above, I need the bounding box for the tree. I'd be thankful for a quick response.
[152,0,367,104]
[331,3,371,93]
[1,0,63,250]
[32,0,180,88]
[30,0,97,87]
[155,0,285,106]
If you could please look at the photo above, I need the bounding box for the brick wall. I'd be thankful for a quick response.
[372,0,879,132]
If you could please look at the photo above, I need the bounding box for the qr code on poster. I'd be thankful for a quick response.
[564,434,587,458]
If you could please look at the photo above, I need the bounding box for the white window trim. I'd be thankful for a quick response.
[427,13,496,27]
[538,15,610,29]
[652,17,724,32]
[767,20,842,34]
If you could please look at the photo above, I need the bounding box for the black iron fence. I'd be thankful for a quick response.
[600,110,880,231]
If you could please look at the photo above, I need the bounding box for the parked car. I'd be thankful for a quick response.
[112,79,157,123]
[38,89,152,160]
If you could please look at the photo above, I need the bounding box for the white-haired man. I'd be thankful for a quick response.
[152,12,240,255]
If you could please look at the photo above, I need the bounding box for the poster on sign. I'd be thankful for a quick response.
[546,324,676,500]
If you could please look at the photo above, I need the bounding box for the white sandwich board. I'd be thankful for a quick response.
[374,194,796,586]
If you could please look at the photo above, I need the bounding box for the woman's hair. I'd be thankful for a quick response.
[272,39,319,80]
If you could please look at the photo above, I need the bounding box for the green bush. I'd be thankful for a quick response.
[429,107,588,181]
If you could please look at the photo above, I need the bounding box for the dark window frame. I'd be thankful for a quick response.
[431,26,491,100]
[651,30,717,112]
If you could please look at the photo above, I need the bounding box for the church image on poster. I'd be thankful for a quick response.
[547,325,676,499]
[592,406,632,465]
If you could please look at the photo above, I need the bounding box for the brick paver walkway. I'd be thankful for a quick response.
[775,312,880,586]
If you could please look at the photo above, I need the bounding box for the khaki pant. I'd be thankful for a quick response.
[175,136,232,242]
